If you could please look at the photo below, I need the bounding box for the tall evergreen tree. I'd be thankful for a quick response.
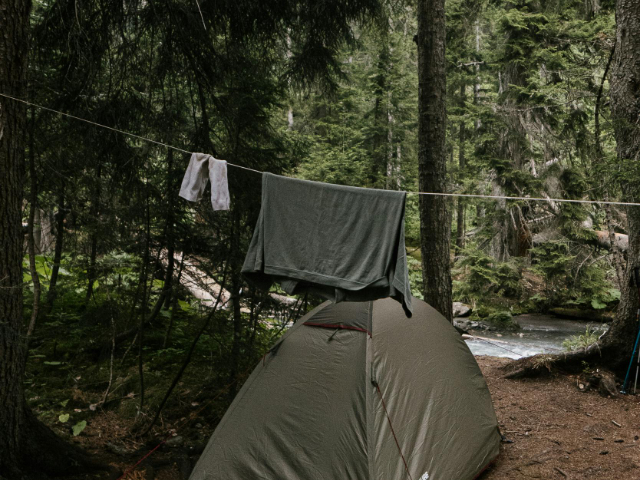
[417,0,453,321]
[605,0,640,367]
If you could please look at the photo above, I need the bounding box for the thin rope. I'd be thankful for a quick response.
[375,382,414,480]
[3,91,640,207]
[0,92,193,155]
[194,0,206,30]
[115,437,170,480]
[407,190,640,208]
[463,335,524,358]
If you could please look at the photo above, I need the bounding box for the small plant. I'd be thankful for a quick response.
[562,326,600,352]
[531,354,554,373]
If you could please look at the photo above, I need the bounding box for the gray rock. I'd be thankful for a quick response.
[105,442,130,456]
[166,435,184,447]
[454,319,472,331]
[453,302,472,318]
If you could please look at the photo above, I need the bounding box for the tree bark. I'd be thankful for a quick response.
[456,84,466,251]
[44,187,65,314]
[417,0,453,321]
[474,20,482,130]
[371,30,390,186]
[163,149,176,308]
[0,1,111,477]
[228,208,244,396]
[26,106,40,340]
[0,0,31,473]
[85,162,102,304]
[605,0,640,367]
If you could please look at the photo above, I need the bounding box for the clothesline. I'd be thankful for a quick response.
[2,91,640,208]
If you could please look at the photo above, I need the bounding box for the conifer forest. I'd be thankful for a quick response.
[1,0,640,478]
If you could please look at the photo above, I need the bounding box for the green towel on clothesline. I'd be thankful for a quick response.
[242,173,412,317]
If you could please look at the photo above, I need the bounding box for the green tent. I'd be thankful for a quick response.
[190,297,500,480]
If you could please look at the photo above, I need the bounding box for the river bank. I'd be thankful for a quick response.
[459,313,609,359]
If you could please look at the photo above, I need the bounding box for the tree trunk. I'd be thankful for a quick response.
[163,149,176,309]
[228,207,244,395]
[85,162,102,304]
[417,0,453,322]
[1,1,110,477]
[474,20,482,130]
[44,188,65,314]
[371,32,390,186]
[456,84,466,251]
[26,107,40,340]
[605,0,640,367]
[0,0,33,474]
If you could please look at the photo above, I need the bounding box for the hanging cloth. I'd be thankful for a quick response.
[179,153,230,211]
[242,173,412,317]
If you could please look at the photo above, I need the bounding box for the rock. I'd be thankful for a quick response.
[585,371,618,397]
[166,435,184,447]
[453,302,472,318]
[106,442,130,456]
[599,373,618,397]
[454,319,472,331]
[549,307,614,322]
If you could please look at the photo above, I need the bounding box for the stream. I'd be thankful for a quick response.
[464,314,609,359]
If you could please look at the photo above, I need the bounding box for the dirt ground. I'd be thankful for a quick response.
[65,356,640,480]
[478,356,640,480]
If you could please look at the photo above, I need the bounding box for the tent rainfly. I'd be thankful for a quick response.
[190,297,501,480]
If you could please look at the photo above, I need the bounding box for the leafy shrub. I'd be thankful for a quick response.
[562,326,600,352]
[530,241,619,310]
[453,245,522,304]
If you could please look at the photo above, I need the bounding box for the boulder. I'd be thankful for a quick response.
[453,302,472,318]
[454,319,472,331]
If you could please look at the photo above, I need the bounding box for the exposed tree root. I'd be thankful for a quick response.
[500,342,620,380]
[16,412,119,480]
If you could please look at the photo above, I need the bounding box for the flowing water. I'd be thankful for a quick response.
[464,314,609,359]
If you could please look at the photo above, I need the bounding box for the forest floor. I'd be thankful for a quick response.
[55,356,640,480]
[480,357,640,480]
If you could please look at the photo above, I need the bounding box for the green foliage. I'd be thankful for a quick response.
[530,241,574,291]
[530,241,619,309]
[453,245,522,304]
[407,255,424,300]
[562,326,600,352]
[72,420,87,436]
[291,7,418,191]
[486,311,521,331]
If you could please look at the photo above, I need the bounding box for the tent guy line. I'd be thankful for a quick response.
[3,91,640,208]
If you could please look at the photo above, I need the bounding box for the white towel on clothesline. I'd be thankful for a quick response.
[179,153,230,211]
